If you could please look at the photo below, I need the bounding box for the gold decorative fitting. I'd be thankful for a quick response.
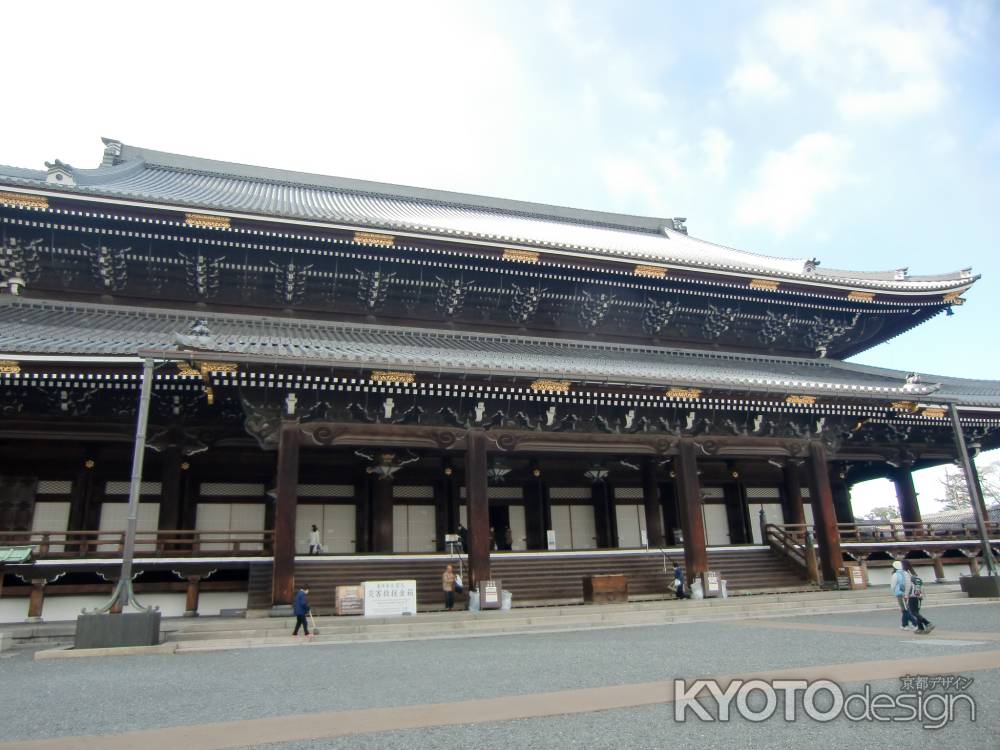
[529,379,571,393]
[785,395,816,405]
[0,191,49,210]
[198,362,239,375]
[184,213,231,230]
[180,462,190,471]
[177,363,201,378]
[890,401,918,412]
[921,407,946,419]
[371,370,415,385]
[0,360,21,374]
[204,386,215,405]
[666,387,701,400]
[353,231,395,247]
[749,278,779,291]
[847,291,875,302]
[502,248,540,264]
[443,467,453,477]
[84,459,95,469]
[532,468,541,477]
[943,292,965,305]
[633,264,666,279]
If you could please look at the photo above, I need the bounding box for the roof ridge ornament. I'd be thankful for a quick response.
[44,159,75,186]
[100,137,124,167]
[804,258,820,273]
[175,318,217,351]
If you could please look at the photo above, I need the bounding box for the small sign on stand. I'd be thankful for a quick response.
[479,579,502,609]
[335,585,365,615]
[546,530,557,550]
[701,570,722,598]
[845,563,868,590]
[363,580,417,617]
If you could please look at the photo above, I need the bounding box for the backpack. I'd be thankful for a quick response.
[909,575,924,599]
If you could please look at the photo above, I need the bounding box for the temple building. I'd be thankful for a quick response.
[0,138,998,620]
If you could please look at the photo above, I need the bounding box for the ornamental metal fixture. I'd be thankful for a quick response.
[805,313,859,354]
[487,459,512,484]
[758,310,794,345]
[356,450,419,479]
[271,259,312,305]
[584,463,609,483]
[434,276,476,318]
[180,252,224,299]
[85,243,130,292]
[642,298,677,335]
[0,236,42,295]
[356,269,395,311]
[702,305,737,339]
[578,290,616,330]
[508,283,544,324]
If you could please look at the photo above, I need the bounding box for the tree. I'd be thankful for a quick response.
[864,506,901,523]
[937,460,1000,511]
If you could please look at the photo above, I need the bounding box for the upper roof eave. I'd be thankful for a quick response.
[0,138,980,294]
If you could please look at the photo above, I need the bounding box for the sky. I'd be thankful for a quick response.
[2,0,998,516]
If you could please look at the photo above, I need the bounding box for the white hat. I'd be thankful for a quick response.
[891,561,902,570]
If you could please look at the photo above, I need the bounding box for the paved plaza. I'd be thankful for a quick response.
[1,600,998,749]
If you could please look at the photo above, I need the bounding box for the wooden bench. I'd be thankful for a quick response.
[583,574,628,604]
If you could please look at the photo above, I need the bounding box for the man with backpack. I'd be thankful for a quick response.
[890,560,916,630]
[901,560,935,635]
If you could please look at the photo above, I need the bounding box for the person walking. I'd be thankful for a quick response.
[442,564,457,611]
[292,583,313,640]
[308,524,321,554]
[672,564,690,600]
[901,560,935,635]
[890,560,916,630]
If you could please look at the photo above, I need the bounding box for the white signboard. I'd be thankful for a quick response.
[546,529,557,550]
[363,579,417,617]
[640,528,648,548]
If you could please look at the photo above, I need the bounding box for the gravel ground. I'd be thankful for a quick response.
[3,602,997,745]
[230,670,1000,750]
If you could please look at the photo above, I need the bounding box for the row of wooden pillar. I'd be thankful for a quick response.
[268,428,861,605]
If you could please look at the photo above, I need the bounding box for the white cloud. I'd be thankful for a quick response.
[734,133,853,235]
[837,80,944,121]
[755,1,961,123]
[726,61,789,101]
[701,128,734,179]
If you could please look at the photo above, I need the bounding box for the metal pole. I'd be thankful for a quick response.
[948,403,998,576]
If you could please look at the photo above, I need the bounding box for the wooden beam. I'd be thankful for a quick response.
[465,429,490,586]
[641,459,665,547]
[271,421,300,607]
[806,441,843,584]
[675,440,707,581]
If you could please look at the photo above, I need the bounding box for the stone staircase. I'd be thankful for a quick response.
[6,585,992,652]
[248,547,809,612]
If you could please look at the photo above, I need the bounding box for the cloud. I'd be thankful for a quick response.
[755,1,961,123]
[734,133,853,235]
[701,128,734,179]
[726,61,790,101]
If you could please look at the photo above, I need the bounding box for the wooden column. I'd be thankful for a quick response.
[184,575,202,617]
[271,422,300,607]
[67,459,96,532]
[675,440,707,581]
[641,459,665,547]
[830,477,854,525]
[443,461,459,534]
[781,460,805,526]
[723,481,749,544]
[661,481,680,545]
[892,466,922,527]
[465,429,490,586]
[26,579,46,622]
[371,476,394,553]
[523,477,547,550]
[157,445,184,533]
[968,460,991,528]
[353,472,369,553]
[591,481,616,549]
[806,442,843,585]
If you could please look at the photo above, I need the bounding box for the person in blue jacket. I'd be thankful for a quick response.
[673,565,690,600]
[292,583,313,640]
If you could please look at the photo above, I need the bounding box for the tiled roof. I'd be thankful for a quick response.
[2,296,998,405]
[0,139,975,293]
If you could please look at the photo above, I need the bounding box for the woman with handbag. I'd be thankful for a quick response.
[442,564,458,611]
